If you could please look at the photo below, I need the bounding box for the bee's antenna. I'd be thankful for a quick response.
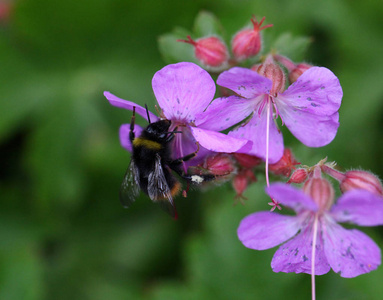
[145,104,151,124]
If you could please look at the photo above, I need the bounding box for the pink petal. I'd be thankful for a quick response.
[189,126,252,153]
[194,96,253,131]
[271,220,331,275]
[280,67,343,116]
[119,124,143,152]
[238,211,301,250]
[330,189,383,226]
[152,62,215,123]
[228,105,284,163]
[323,218,381,278]
[217,67,272,99]
[104,91,159,122]
[266,183,318,213]
[278,100,340,147]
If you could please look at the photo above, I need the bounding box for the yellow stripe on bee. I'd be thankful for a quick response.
[133,138,162,150]
[170,181,181,197]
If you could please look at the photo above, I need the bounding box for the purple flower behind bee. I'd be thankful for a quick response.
[104,62,251,164]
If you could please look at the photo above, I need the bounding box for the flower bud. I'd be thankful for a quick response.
[340,170,383,196]
[233,169,257,199]
[231,16,272,61]
[272,55,312,84]
[0,2,12,23]
[202,153,236,176]
[269,148,300,177]
[250,63,261,72]
[287,168,308,184]
[233,153,261,169]
[303,178,334,211]
[178,36,229,68]
[255,56,286,95]
[289,63,312,83]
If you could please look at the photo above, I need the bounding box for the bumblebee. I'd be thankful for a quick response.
[120,106,214,218]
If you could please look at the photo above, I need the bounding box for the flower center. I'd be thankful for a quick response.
[303,178,335,212]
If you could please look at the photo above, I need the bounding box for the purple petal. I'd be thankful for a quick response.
[280,67,343,116]
[238,211,301,250]
[271,220,331,275]
[217,67,272,99]
[330,189,383,226]
[104,91,159,122]
[152,62,215,123]
[323,219,381,278]
[278,99,340,147]
[119,124,143,152]
[228,103,284,163]
[266,183,318,213]
[194,96,254,131]
[189,126,252,153]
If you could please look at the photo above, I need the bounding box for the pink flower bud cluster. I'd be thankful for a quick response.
[194,152,262,202]
[232,153,261,201]
[276,155,383,200]
[178,16,272,69]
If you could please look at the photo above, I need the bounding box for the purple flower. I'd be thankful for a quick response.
[208,65,343,163]
[238,182,383,278]
[104,62,251,164]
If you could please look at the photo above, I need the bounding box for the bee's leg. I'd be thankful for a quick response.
[169,143,203,176]
[129,106,136,143]
[165,126,179,143]
[169,143,217,184]
[169,142,200,169]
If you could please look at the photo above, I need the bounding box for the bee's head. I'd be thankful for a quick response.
[145,119,172,142]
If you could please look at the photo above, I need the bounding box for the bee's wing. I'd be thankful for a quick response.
[119,159,141,208]
[148,154,176,218]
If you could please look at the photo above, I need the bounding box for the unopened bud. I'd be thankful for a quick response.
[233,169,257,199]
[287,168,308,184]
[178,36,229,68]
[273,55,312,84]
[233,173,247,199]
[289,63,312,83]
[250,63,261,71]
[269,148,300,177]
[231,16,272,61]
[233,153,261,169]
[0,2,12,23]
[255,56,286,95]
[303,178,334,211]
[202,153,236,176]
[340,170,383,196]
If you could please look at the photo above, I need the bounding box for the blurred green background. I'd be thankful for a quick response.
[1,0,383,299]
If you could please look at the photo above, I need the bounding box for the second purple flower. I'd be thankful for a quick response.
[205,57,343,163]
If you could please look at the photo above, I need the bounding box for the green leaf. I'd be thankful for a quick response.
[0,38,56,143]
[25,94,86,212]
[158,27,197,64]
[0,216,44,300]
[272,32,312,62]
[193,11,225,38]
